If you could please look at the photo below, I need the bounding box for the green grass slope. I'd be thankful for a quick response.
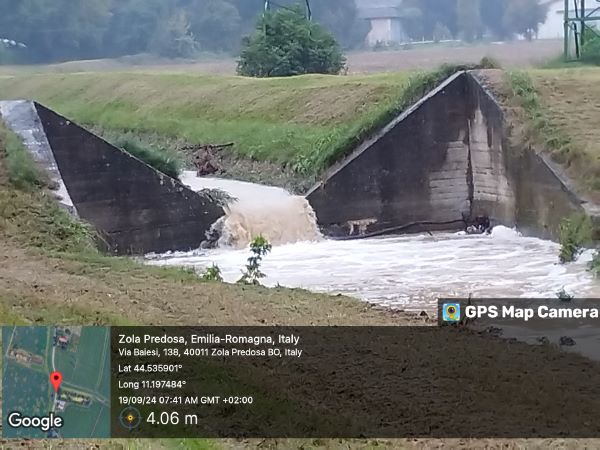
[0,68,464,176]
[505,67,600,195]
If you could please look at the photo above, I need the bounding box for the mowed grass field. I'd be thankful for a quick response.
[490,67,600,195]
[60,401,109,438]
[55,326,110,394]
[2,362,49,438]
[0,71,413,173]
[529,68,600,184]
[9,326,48,357]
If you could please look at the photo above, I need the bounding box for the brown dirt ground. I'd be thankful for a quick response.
[2,243,600,450]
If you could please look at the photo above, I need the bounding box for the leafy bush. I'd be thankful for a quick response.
[201,264,224,282]
[117,139,182,180]
[238,235,272,285]
[479,56,501,69]
[581,29,600,64]
[237,6,346,77]
[558,214,592,263]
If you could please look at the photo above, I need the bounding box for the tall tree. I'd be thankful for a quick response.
[149,9,197,57]
[403,0,458,40]
[480,0,510,39]
[456,0,482,42]
[502,0,549,40]
[188,0,242,52]
[256,0,368,49]
[104,0,174,57]
[0,0,112,62]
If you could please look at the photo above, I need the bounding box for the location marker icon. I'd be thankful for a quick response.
[50,371,63,393]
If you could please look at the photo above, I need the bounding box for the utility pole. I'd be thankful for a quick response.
[263,0,311,20]
[305,0,312,20]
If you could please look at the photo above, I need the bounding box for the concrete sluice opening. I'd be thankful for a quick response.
[178,171,322,249]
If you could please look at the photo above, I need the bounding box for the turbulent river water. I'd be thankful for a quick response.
[146,171,600,313]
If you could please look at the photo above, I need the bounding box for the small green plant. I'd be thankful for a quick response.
[201,264,223,282]
[590,250,600,277]
[556,288,574,302]
[238,235,272,285]
[558,214,592,263]
[117,139,182,180]
[581,28,600,65]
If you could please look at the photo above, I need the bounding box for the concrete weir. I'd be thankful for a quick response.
[0,100,224,255]
[307,71,589,240]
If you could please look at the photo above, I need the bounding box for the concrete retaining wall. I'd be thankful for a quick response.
[307,71,588,240]
[1,101,224,255]
[307,72,472,238]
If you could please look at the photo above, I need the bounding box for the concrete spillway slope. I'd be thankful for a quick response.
[0,100,223,255]
[307,71,590,241]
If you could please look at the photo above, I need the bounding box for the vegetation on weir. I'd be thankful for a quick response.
[116,137,183,179]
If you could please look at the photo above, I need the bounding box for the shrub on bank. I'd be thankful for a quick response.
[581,29,600,65]
[558,214,592,263]
[237,6,346,77]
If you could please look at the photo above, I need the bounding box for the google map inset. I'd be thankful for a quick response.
[2,326,110,438]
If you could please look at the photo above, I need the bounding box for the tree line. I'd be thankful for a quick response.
[0,0,551,64]
[403,0,551,43]
[0,0,366,63]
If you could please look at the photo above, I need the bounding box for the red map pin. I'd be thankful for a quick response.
[50,371,63,392]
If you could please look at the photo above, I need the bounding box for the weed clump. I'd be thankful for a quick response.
[201,264,224,282]
[558,214,592,263]
[117,138,182,180]
[0,124,48,191]
[479,56,501,69]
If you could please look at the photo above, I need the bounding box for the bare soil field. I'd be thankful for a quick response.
[345,39,562,73]
[0,40,562,76]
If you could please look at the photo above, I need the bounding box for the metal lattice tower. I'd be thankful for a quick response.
[564,0,600,60]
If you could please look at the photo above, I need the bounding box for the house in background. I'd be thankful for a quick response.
[355,0,408,46]
[538,0,566,39]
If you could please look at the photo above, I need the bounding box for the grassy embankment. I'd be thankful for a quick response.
[484,66,600,264]
[0,66,462,188]
[504,67,600,195]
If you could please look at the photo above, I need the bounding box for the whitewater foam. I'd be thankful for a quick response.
[180,171,321,248]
